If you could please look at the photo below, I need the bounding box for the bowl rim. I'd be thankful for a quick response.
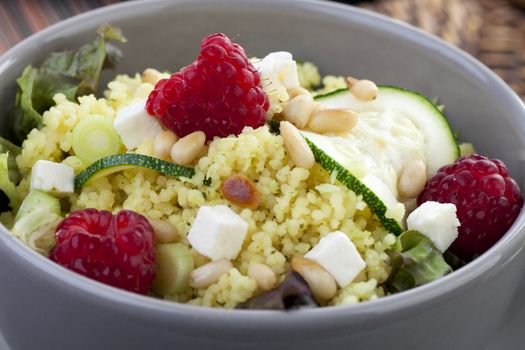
[1,0,525,338]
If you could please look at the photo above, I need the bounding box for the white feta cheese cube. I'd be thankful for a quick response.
[114,99,163,150]
[266,51,293,64]
[187,205,248,261]
[252,51,300,94]
[30,160,74,194]
[305,231,366,288]
[406,201,460,252]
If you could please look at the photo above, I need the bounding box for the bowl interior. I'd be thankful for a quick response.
[0,0,525,324]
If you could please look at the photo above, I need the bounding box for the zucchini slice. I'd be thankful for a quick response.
[75,154,195,189]
[315,87,459,176]
[301,86,459,235]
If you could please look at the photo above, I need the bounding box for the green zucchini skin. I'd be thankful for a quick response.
[74,154,195,189]
[304,137,404,236]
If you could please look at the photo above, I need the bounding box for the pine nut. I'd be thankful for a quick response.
[280,121,315,169]
[170,131,206,165]
[401,198,418,230]
[287,86,311,99]
[291,257,337,300]
[351,79,379,101]
[283,94,315,129]
[149,219,178,244]
[346,76,359,87]
[312,102,326,113]
[142,68,164,85]
[153,130,178,159]
[398,159,427,198]
[404,198,418,216]
[197,144,209,159]
[308,108,358,134]
[247,263,277,291]
[221,174,261,210]
[189,259,233,289]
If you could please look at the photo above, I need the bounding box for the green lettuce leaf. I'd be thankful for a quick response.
[0,139,20,212]
[0,152,19,209]
[10,66,43,144]
[8,24,126,144]
[386,230,452,293]
[38,24,126,97]
[12,207,61,256]
[0,138,21,186]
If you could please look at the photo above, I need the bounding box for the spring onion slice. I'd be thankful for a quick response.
[72,115,122,164]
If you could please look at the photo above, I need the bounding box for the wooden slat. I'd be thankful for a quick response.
[363,0,525,101]
[0,0,122,50]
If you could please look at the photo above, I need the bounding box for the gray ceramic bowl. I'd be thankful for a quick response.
[1,0,525,349]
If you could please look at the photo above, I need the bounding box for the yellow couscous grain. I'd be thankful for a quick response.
[9,70,395,308]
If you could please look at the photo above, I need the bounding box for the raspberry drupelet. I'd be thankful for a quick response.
[146,33,269,140]
[50,209,156,294]
[418,154,523,260]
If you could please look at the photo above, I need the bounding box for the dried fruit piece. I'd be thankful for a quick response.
[220,174,260,210]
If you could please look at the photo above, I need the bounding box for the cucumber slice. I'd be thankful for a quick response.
[315,87,459,176]
[301,86,459,235]
[15,190,61,222]
[74,154,195,189]
[72,115,122,164]
[153,243,194,295]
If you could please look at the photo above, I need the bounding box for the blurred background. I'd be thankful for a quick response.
[0,0,523,101]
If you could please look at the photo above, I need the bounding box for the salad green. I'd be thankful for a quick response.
[9,24,126,144]
[0,153,18,208]
[386,230,452,293]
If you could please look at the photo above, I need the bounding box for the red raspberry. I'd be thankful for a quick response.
[50,209,156,294]
[418,154,523,260]
[146,33,269,140]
